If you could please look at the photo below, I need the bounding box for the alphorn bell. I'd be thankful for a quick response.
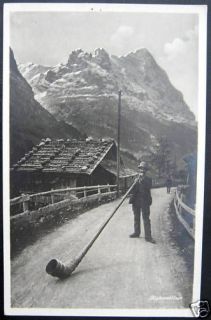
[46,180,137,279]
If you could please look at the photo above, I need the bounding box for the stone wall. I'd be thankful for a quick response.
[11,192,117,257]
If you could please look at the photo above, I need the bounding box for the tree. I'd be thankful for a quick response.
[149,136,173,177]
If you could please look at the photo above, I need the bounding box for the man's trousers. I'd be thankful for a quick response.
[132,204,152,239]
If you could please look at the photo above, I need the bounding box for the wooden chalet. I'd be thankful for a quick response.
[11,138,136,196]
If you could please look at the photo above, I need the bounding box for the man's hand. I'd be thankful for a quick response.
[134,175,140,183]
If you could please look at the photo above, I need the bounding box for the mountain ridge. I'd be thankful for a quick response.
[18,47,197,163]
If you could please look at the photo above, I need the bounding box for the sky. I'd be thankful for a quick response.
[10,9,199,118]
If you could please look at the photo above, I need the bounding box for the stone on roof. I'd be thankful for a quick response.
[101,159,137,178]
[12,138,114,175]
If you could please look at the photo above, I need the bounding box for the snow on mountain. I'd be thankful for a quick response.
[18,62,51,83]
[19,48,195,124]
[18,48,197,160]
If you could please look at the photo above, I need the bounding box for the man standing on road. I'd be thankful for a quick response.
[129,161,156,243]
[166,175,172,194]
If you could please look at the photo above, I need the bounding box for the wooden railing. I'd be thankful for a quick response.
[174,187,195,239]
[10,184,117,219]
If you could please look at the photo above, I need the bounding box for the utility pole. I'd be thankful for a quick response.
[117,90,121,197]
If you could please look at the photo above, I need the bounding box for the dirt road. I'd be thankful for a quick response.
[10,188,192,310]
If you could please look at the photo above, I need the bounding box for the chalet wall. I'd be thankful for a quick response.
[10,171,78,197]
[91,166,116,186]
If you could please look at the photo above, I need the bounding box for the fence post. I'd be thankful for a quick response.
[34,195,38,209]
[51,189,54,204]
[178,203,181,215]
[107,183,111,193]
[22,193,29,212]
[84,187,87,198]
[124,178,127,193]
[97,185,102,203]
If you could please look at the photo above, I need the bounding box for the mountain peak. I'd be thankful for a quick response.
[126,48,155,62]
[93,48,111,70]
[67,49,92,68]
[135,48,152,55]
[94,48,109,57]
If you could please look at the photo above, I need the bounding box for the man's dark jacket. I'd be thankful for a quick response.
[129,176,152,207]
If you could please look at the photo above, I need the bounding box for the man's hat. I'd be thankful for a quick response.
[138,161,148,170]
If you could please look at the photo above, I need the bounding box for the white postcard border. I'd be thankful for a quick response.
[3,3,207,317]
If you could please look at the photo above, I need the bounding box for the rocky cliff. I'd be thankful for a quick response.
[10,49,85,165]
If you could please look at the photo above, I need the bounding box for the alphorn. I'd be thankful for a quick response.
[46,180,137,278]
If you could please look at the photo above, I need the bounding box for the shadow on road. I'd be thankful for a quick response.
[48,260,135,284]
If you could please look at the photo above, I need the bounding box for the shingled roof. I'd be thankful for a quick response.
[101,159,137,178]
[11,138,115,175]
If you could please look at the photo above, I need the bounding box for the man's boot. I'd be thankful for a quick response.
[129,233,139,238]
[145,237,156,244]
